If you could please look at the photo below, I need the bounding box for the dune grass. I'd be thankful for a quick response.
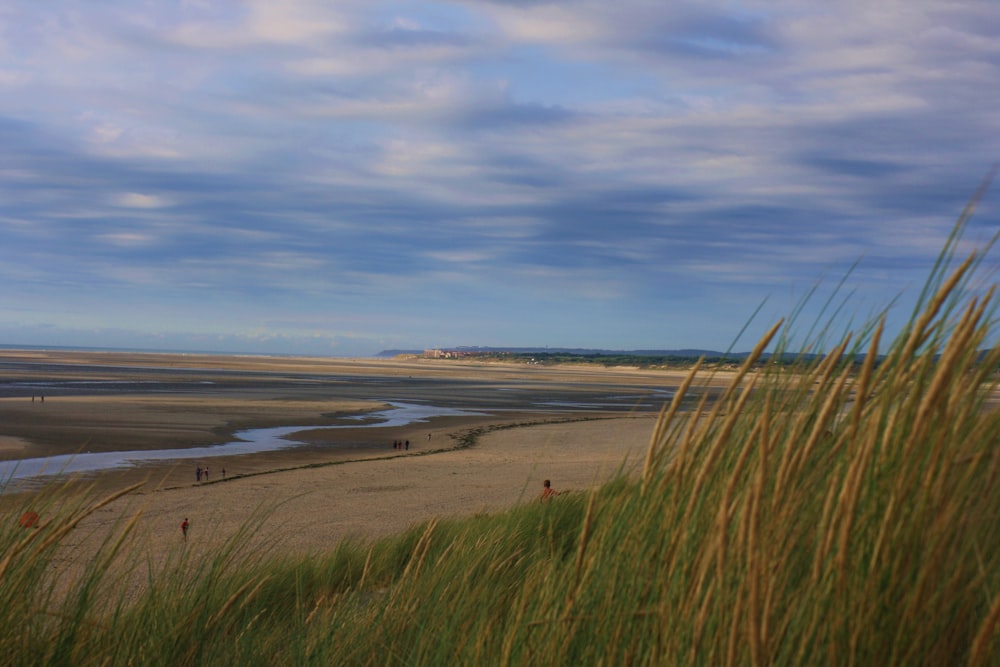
[4,211,1000,664]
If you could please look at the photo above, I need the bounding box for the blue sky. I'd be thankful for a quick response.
[1,1,998,357]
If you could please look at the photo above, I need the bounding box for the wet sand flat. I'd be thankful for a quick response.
[0,350,733,600]
[0,349,731,492]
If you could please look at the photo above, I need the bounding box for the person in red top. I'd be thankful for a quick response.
[181,518,189,541]
[540,479,560,501]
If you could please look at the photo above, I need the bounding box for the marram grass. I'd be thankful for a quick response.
[3,224,1000,665]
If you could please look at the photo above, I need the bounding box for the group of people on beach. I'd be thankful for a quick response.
[392,440,409,451]
[195,465,226,482]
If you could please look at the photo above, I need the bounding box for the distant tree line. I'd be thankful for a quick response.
[467,351,744,369]
[428,348,999,374]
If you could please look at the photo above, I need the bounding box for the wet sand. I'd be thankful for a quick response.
[0,349,732,492]
[0,350,734,597]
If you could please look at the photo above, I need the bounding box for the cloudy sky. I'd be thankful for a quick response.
[1,1,998,357]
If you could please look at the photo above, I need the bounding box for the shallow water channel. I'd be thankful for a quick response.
[0,401,484,483]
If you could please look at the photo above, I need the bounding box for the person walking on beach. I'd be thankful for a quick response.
[196,466,202,482]
[203,466,209,481]
[540,479,560,502]
[181,518,189,541]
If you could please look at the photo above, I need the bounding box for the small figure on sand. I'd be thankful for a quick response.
[181,517,189,541]
[540,479,561,501]
[203,466,209,481]
[405,440,409,450]
[196,466,202,482]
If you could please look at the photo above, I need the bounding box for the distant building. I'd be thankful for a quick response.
[423,349,471,359]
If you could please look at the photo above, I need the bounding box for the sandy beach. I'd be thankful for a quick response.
[0,350,733,596]
[0,349,730,484]
[51,415,659,572]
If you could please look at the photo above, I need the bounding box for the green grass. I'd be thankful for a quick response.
[4,207,1000,665]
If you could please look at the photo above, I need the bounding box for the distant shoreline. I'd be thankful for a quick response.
[0,350,724,495]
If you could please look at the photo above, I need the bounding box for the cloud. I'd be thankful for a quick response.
[96,232,160,247]
[0,0,997,355]
[168,0,353,49]
[116,193,170,208]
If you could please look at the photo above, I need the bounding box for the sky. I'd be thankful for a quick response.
[1,1,999,357]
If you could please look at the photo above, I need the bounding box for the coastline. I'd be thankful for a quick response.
[0,349,722,492]
[0,349,718,599]
[22,412,661,606]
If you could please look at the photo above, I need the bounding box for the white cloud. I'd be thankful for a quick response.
[246,0,349,44]
[423,249,496,264]
[116,193,170,209]
[97,232,159,247]
[89,122,124,144]
[169,0,353,49]
[373,137,462,177]
[482,3,608,45]
[0,69,31,86]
